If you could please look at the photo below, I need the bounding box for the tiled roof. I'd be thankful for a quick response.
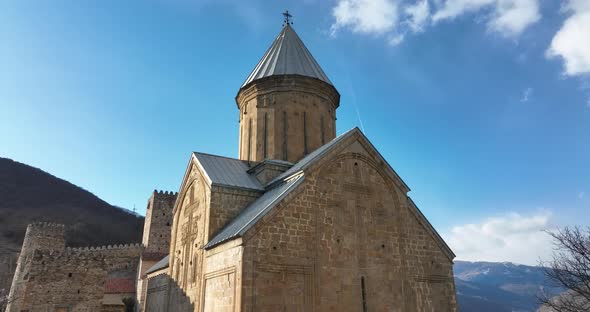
[145,255,169,275]
[204,173,304,249]
[193,152,264,191]
[104,278,135,294]
[241,24,332,88]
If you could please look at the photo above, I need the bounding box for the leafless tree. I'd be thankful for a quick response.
[539,226,590,312]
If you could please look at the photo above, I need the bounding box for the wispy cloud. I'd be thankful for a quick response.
[444,211,554,265]
[520,87,533,102]
[579,191,586,199]
[547,0,590,76]
[405,0,430,33]
[433,0,541,38]
[330,0,398,36]
[330,0,540,45]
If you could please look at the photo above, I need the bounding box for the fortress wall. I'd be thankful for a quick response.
[6,222,66,312]
[6,224,141,312]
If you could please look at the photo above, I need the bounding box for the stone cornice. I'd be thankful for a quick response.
[235,74,340,111]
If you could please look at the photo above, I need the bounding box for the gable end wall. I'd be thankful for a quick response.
[240,139,457,312]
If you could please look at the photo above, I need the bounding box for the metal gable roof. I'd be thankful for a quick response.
[203,129,358,249]
[241,24,332,88]
[145,255,169,275]
[267,127,358,186]
[204,173,304,249]
[193,152,264,191]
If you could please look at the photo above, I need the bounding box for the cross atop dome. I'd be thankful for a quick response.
[282,10,293,26]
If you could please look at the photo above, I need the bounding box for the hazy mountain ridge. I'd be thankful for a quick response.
[0,157,145,307]
[454,260,563,312]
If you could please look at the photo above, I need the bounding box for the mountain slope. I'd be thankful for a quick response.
[454,261,563,312]
[0,157,145,306]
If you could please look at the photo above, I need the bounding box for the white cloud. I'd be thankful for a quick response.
[432,0,541,38]
[546,0,590,76]
[330,0,398,36]
[330,0,539,46]
[432,0,495,21]
[445,211,554,265]
[579,191,586,199]
[405,0,430,32]
[520,87,533,102]
[388,33,406,46]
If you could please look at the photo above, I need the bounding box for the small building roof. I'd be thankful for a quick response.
[193,152,264,191]
[241,24,332,88]
[145,255,169,275]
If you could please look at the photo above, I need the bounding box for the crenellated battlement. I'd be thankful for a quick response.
[21,222,66,255]
[27,243,143,263]
[28,221,66,228]
[25,222,66,239]
[153,189,178,198]
[65,243,142,253]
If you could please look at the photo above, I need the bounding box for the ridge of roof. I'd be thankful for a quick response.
[241,24,332,88]
[267,127,359,187]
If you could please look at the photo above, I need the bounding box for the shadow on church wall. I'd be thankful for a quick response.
[145,274,194,312]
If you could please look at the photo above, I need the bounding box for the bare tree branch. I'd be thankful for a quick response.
[538,226,590,312]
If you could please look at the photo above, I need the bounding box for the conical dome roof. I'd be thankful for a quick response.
[241,24,332,88]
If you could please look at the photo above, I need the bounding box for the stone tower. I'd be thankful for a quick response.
[137,190,176,311]
[141,190,176,255]
[236,24,340,164]
[6,223,65,312]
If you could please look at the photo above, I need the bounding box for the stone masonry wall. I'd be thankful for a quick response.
[138,190,176,311]
[6,222,66,312]
[168,159,263,310]
[6,223,141,312]
[236,75,339,163]
[14,244,141,312]
[143,190,176,256]
[202,241,243,312]
[240,138,457,312]
[208,187,260,242]
[169,164,210,307]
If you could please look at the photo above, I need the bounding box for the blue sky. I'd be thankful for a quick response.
[1,0,589,265]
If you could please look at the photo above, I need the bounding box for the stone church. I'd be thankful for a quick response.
[6,22,457,312]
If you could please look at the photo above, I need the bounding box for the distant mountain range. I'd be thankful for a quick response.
[0,157,144,308]
[455,261,563,312]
